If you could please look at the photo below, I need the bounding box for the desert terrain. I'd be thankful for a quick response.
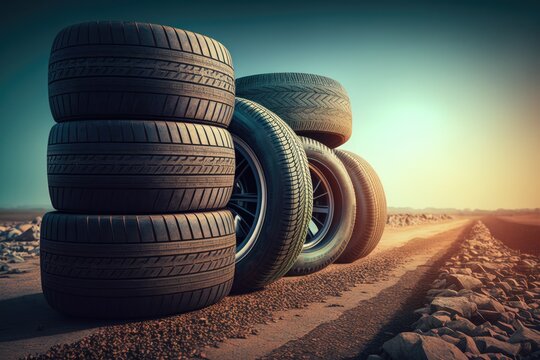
[0,212,539,359]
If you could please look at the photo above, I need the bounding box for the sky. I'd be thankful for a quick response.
[0,0,539,210]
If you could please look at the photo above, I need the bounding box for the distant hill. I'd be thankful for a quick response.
[387,207,540,215]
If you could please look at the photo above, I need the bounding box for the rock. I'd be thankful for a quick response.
[431,279,447,289]
[6,254,24,263]
[500,312,517,324]
[431,297,478,318]
[413,313,451,332]
[472,322,507,337]
[446,317,477,336]
[441,334,461,346]
[447,275,483,290]
[483,354,512,360]
[456,333,480,355]
[414,307,430,315]
[14,228,37,242]
[6,229,21,239]
[17,223,34,232]
[382,332,467,360]
[507,300,529,310]
[494,321,514,335]
[438,289,459,297]
[473,336,521,357]
[498,282,513,294]
[478,310,501,322]
[508,320,540,349]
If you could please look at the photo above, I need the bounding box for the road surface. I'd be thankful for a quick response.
[0,217,472,359]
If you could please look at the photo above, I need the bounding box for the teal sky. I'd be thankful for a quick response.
[1,0,539,210]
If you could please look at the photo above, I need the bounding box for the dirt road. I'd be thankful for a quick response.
[0,217,475,359]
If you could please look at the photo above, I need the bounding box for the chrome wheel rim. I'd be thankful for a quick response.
[303,164,334,250]
[229,136,267,262]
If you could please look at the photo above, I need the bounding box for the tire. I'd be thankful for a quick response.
[49,21,235,126]
[48,120,235,214]
[236,73,351,148]
[229,98,312,291]
[288,138,356,276]
[40,210,235,319]
[335,151,387,262]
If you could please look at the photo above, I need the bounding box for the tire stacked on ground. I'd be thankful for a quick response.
[228,98,312,291]
[236,73,387,274]
[42,21,237,318]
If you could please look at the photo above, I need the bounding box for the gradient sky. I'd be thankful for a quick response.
[1,0,539,210]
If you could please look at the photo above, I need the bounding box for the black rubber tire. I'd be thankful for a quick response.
[49,21,235,126]
[288,138,356,275]
[230,98,312,291]
[40,210,235,319]
[48,120,235,214]
[236,73,352,148]
[335,150,387,262]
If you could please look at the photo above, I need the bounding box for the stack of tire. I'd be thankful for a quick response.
[42,21,388,318]
[235,73,387,276]
[42,21,238,318]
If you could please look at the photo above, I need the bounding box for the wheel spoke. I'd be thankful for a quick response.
[228,202,256,220]
[234,157,249,182]
[313,191,328,201]
[312,205,330,214]
[312,216,325,228]
[230,193,258,203]
[238,218,252,235]
[312,178,322,194]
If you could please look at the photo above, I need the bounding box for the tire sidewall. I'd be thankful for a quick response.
[292,139,356,273]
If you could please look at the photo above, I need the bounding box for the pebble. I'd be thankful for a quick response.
[0,218,40,275]
[373,221,540,360]
[386,214,453,228]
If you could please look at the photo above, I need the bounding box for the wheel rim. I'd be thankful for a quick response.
[303,164,334,250]
[229,136,267,262]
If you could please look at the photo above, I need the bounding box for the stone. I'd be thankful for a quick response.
[498,282,513,294]
[6,229,21,239]
[17,223,34,232]
[14,228,37,242]
[455,333,480,355]
[438,289,459,297]
[432,279,447,289]
[431,297,478,318]
[478,310,501,322]
[441,334,461,346]
[499,312,515,324]
[382,332,467,360]
[473,337,520,357]
[413,313,451,332]
[494,321,514,335]
[508,320,540,349]
[6,254,24,263]
[507,300,529,310]
[472,322,507,337]
[446,317,477,336]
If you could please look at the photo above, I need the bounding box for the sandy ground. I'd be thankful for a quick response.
[0,217,471,359]
[205,223,470,360]
[498,213,540,226]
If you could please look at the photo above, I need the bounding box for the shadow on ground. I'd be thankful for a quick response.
[353,222,473,359]
[0,292,125,342]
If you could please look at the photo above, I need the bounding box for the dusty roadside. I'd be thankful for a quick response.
[14,220,470,359]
